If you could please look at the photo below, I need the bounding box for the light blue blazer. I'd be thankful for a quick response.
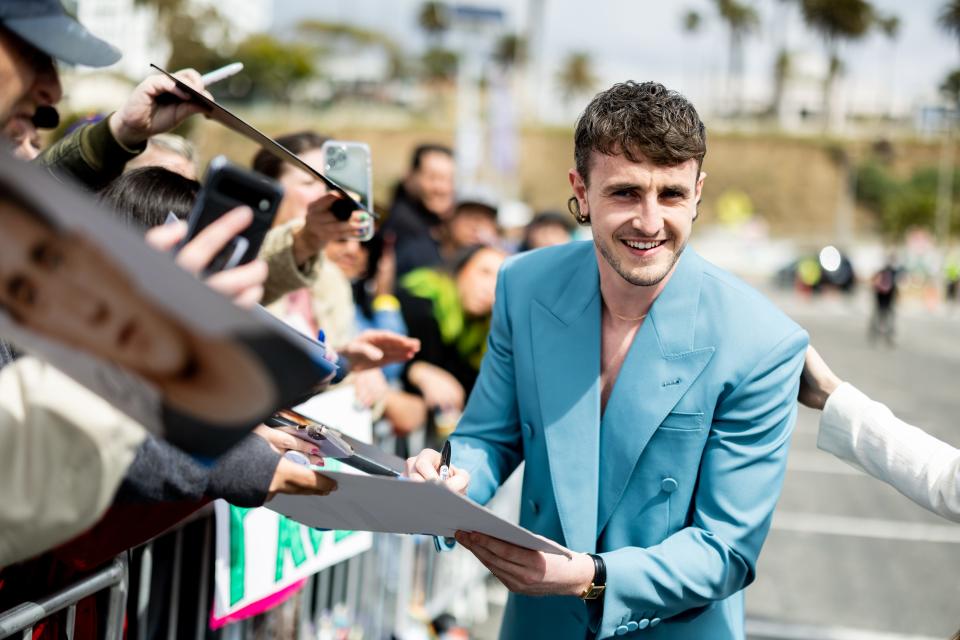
[451,241,808,640]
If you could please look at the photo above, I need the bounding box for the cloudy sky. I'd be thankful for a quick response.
[271,0,957,120]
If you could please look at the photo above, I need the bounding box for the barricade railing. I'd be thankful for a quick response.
[0,441,519,640]
[0,554,128,640]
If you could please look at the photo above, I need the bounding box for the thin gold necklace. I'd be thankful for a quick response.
[609,310,649,323]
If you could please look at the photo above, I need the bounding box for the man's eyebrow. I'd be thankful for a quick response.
[659,183,692,197]
[602,182,644,194]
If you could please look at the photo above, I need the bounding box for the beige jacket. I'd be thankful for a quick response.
[261,221,355,348]
[819,382,960,523]
[0,358,146,568]
[260,220,321,307]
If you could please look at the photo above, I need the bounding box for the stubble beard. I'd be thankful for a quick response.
[594,233,687,287]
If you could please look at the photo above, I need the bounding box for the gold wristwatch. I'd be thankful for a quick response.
[579,553,606,600]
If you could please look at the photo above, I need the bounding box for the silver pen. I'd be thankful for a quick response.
[200,62,244,87]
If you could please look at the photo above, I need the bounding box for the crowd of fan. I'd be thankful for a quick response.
[0,2,576,635]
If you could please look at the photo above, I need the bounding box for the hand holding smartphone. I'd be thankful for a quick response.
[181,155,283,274]
[320,140,374,241]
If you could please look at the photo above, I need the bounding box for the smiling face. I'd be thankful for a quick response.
[0,198,192,379]
[570,150,703,288]
[325,237,367,280]
[408,150,455,218]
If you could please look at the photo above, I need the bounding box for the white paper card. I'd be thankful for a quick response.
[268,471,568,556]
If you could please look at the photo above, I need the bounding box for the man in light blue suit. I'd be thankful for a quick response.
[408,81,807,639]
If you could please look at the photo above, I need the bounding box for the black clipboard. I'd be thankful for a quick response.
[149,64,376,219]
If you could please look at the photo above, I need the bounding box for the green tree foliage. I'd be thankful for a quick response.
[232,35,316,102]
[135,0,227,71]
[714,0,759,102]
[421,47,459,82]
[939,0,960,53]
[796,0,896,129]
[494,33,527,69]
[856,161,960,237]
[682,9,703,33]
[942,68,960,109]
[557,51,597,105]
[418,1,451,46]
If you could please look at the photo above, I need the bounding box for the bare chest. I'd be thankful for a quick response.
[600,321,642,414]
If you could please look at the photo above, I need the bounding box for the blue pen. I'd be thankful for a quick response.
[317,329,326,344]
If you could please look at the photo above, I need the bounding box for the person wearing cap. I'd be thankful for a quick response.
[0,2,342,347]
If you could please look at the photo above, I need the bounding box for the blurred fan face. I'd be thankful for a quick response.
[275,147,329,226]
[456,247,506,317]
[410,151,455,218]
[526,222,571,250]
[448,207,498,249]
[325,237,367,281]
[0,28,61,137]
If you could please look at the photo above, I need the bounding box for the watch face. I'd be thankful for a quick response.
[580,585,606,600]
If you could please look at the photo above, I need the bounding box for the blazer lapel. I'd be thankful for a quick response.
[596,249,716,535]
[531,247,602,554]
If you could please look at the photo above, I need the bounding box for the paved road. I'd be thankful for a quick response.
[746,289,960,639]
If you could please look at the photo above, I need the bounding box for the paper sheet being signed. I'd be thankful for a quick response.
[268,472,569,555]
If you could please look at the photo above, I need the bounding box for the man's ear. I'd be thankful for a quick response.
[568,168,588,214]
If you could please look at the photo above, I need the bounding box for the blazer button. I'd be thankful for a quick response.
[615,626,629,636]
[650,618,661,627]
[626,621,639,632]
[637,618,650,629]
[661,477,679,493]
[522,422,534,441]
[527,499,540,515]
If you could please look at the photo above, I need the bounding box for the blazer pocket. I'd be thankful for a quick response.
[659,411,705,431]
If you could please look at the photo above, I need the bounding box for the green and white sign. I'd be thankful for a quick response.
[210,387,374,626]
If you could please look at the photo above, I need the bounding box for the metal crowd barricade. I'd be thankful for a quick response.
[0,441,519,640]
[0,554,128,640]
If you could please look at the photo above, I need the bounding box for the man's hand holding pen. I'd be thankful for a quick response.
[404,446,470,495]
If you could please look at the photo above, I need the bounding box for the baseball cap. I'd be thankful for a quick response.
[0,0,121,67]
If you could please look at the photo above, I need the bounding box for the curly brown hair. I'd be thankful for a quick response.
[574,81,706,186]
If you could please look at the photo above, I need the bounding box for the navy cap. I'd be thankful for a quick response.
[0,0,121,67]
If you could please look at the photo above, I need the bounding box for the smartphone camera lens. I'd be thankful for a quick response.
[258,199,270,211]
[326,146,347,172]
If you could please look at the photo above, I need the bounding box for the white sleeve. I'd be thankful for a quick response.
[818,382,960,522]
[0,357,146,568]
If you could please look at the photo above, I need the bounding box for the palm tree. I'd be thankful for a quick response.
[494,33,527,70]
[682,9,703,34]
[557,51,597,110]
[418,1,451,48]
[796,0,884,132]
[940,1,960,55]
[769,49,792,120]
[713,0,759,116]
[943,69,960,110]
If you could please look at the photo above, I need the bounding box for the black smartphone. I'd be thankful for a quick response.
[183,155,283,273]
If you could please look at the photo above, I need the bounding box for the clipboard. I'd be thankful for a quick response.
[266,408,404,477]
[149,64,376,220]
